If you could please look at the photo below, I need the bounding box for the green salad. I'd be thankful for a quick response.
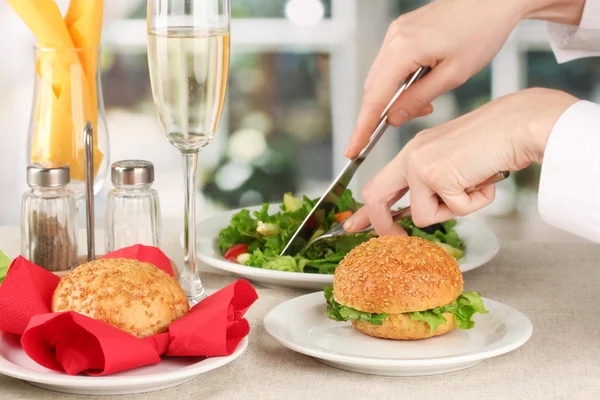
[218,190,465,274]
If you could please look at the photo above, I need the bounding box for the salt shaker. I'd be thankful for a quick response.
[21,166,78,272]
[105,160,161,252]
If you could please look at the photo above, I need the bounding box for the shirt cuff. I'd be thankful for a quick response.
[547,0,600,63]
[538,100,600,243]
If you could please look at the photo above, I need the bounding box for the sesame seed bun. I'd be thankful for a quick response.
[352,312,456,340]
[52,258,189,338]
[333,235,463,314]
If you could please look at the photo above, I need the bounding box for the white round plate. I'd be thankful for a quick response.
[0,333,248,395]
[264,292,532,376]
[192,204,500,291]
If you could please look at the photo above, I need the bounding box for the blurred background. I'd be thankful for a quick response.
[0,0,598,244]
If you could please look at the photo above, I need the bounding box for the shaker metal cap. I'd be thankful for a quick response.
[27,165,70,188]
[111,160,155,186]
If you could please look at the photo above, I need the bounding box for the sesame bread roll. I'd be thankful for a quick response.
[333,236,463,314]
[52,258,189,338]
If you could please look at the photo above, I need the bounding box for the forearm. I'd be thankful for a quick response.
[524,0,586,25]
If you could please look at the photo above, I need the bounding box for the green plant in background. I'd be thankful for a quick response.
[201,49,332,208]
[201,137,297,208]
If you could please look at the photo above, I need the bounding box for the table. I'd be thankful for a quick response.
[1,226,600,400]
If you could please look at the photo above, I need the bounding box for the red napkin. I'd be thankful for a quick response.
[0,245,258,376]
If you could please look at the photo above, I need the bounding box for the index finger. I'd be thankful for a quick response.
[344,61,417,159]
[359,154,411,235]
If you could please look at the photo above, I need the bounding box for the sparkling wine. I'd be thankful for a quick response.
[148,28,230,152]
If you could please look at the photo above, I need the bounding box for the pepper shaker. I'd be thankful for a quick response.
[105,160,162,252]
[21,166,78,272]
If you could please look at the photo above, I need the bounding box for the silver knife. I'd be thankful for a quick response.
[280,66,432,256]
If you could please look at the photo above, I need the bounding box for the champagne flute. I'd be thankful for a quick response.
[147,0,230,303]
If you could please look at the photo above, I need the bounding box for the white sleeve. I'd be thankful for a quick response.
[538,101,600,243]
[547,0,600,63]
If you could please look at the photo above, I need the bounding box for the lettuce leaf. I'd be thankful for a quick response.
[218,209,262,253]
[334,189,358,214]
[262,256,299,272]
[407,310,449,332]
[324,286,387,325]
[246,248,342,274]
[0,250,10,284]
[397,217,465,258]
[408,291,488,332]
[449,291,489,329]
[325,287,487,332]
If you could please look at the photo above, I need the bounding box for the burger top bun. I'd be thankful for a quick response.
[52,258,189,338]
[333,235,463,314]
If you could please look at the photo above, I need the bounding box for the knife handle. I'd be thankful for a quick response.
[356,66,432,160]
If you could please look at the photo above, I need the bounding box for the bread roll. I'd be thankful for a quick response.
[52,258,189,338]
[333,235,463,314]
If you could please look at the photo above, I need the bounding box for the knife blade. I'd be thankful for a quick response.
[280,66,432,256]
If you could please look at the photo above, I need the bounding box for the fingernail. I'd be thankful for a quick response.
[344,143,354,158]
[343,218,355,231]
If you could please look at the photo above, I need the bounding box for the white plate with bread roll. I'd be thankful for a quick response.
[264,236,532,376]
[192,204,500,290]
[0,334,248,395]
[0,258,249,395]
[264,293,531,376]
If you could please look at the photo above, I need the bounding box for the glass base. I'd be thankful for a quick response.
[179,274,206,305]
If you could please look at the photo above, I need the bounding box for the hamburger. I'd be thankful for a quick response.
[52,258,189,338]
[324,235,487,340]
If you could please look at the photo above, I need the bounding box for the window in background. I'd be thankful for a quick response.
[126,0,332,19]
[397,67,492,149]
[515,52,600,190]
[102,52,151,113]
[526,51,600,100]
[201,52,332,208]
[392,0,430,14]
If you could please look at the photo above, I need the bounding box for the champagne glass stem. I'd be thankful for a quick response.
[181,151,204,304]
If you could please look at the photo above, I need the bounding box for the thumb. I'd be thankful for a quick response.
[387,63,466,126]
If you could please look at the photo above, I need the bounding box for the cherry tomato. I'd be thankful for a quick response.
[305,215,318,229]
[224,244,249,262]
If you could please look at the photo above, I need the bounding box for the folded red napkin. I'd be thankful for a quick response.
[0,245,258,376]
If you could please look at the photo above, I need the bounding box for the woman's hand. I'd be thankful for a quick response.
[344,0,528,158]
[343,88,579,235]
[344,0,587,160]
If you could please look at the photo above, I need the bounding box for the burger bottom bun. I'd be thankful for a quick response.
[352,312,456,340]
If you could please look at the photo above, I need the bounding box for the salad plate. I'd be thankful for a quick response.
[0,333,248,395]
[263,292,532,376]
[192,203,500,291]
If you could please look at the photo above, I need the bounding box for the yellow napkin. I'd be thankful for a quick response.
[8,0,104,181]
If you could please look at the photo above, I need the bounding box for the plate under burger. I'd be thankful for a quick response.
[191,204,500,290]
[263,292,532,376]
[0,333,247,396]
